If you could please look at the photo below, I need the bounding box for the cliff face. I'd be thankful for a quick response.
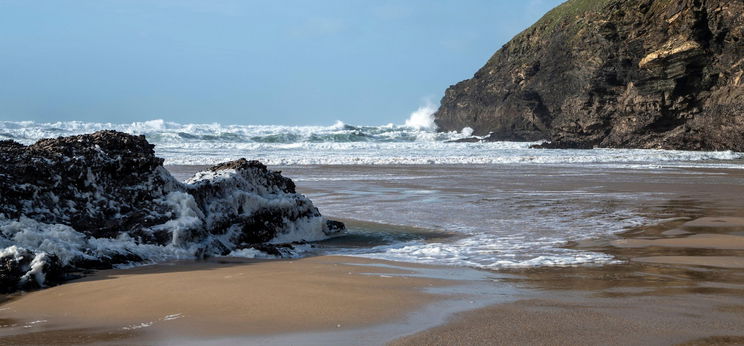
[434,0,744,150]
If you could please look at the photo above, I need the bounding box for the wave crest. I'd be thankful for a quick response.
[0,119,455,145]
[2,119,742,167]
[404,102,438,130]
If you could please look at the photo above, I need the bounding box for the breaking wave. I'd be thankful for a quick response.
[1,119,743,167]
[0,119,456,144]
[404,101,438,130]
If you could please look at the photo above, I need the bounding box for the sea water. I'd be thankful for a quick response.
[2,119,741,167]
[3,119,744,269]
[278,164,744,268]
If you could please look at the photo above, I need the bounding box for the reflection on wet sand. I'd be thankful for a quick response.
[2,165,744,344]
[396,202,744,345]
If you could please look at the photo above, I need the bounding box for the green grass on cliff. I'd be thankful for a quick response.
[494,0,616,63]
[489,0,678,64]
[526,0,677,35]
[530,0,615,34]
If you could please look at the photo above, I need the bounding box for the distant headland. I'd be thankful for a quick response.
[435,0,744,150]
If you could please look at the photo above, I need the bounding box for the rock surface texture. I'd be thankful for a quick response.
[435,0,744,150]
[0,131,344,292]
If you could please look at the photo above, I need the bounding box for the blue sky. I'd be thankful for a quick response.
[0,0,564,125]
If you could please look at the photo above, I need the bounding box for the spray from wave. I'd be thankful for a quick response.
[404,101,438,131]
[1,113,742,166]
[0,112,455,146]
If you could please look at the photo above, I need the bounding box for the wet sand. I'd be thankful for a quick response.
[0,256,451,344]
[3,164,744,345]
[3,218,744,346]
[394,203,744,345]
[611,217,744,251]
[391,295,744,346]
[632,256,744,268]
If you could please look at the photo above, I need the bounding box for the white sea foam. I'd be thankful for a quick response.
[331,206,639,269]
[277,164,685,269]
[122,322,154,330]
[227,248,272,258]
[2,120,741,168]
[350,234,622,269]
[404,102,438,130]
[0,159,339,287]
[163,313,183,321]
[2,119,743,272]
[0,216,195,268]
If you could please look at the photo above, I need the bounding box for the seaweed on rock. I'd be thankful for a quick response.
[0,131,345,292]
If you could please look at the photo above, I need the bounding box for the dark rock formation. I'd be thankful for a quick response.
[0,131,173,239]
[435,0,744,150]
[0,131,344,292]
[0,248,64,292]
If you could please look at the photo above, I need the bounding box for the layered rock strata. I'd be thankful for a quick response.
[435,0,744,150]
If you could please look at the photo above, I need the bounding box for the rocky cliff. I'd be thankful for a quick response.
[435,0,744,150]
[0,131,344,292]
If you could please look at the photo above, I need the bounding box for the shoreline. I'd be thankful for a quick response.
[1,214,744,345]
[0,256,499,345]
[2,164,744,344]
[394,215,744,345]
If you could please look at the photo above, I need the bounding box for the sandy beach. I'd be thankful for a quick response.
[0,256,458,344]
[391,295,744,346]
[2,165,744,345]
[2,0,743,343]
[394,200,744,345]
[2,212,744,345]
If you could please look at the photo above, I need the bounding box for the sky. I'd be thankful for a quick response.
[0,0,564,126]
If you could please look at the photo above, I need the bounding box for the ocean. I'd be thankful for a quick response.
[3,119,744,269]
[2,119,742,167]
